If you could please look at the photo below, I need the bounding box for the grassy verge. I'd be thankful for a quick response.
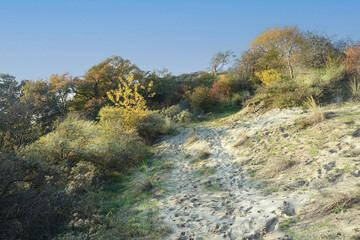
[180,105,242,127]
[58,157,171,240]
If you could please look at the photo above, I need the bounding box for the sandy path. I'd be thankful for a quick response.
[155,113,304,240]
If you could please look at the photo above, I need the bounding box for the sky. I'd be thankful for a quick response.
[1,0,360,81]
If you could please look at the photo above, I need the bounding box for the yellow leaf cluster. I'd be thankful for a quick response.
[255,69,281,86]
[249,26,298,51]
[106,74,155,129]
[344,45,359,57]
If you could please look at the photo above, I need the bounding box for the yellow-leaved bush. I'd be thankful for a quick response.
[255,69,282,86]
[104,74,155,129]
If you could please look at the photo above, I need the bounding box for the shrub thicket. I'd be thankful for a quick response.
[160,104,183,120]
[160,105,194,123]
[343,43,360,78]
[22,116,149,172]
[1,115,150,239]
[188,86,220,113]
[248,65,348,108]
[0,153,73,240]
[135,111,172,143]
[176,110,194,123]
[211,76,232,102]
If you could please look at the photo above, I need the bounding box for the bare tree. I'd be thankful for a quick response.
[209,50,235,73]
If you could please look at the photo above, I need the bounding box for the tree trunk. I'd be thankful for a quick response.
[286,54,294,79]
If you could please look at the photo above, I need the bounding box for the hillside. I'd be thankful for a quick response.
[137,101,360,239]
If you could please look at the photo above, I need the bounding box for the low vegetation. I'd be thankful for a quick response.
[309,192,360,217]
[295,96,325,128]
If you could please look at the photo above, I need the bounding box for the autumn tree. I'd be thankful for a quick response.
[209,50,235,73]
[20,80,55,121]
[70,56,145,119]
[49,73,72,113]
[249,26,303,79]
[20,75,72,129]
[0,74,19,111]
[0,74,45,151]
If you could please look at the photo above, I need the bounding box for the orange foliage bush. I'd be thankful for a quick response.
[211,76,231,101]
[343,43,360,77]
[188,86,220,113]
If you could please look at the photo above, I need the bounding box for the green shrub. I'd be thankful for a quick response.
[224,70,253,92]
[20,117,98,175]
[176,110,194,123]
[11,116,149,239]
[320,65,346,82]
[66,161,99,194]
[0,153,73,240]
[160,105,194,124]
[160,104,182,121]
[98,105,145,130]
[135,111,171,143]
[198,71,217,87]
[248,68,349,108]
[97,122,149,170]
[231,91,250,106]
[250,78,313,108]
[98,105,122,122]
[189,86,220,113]
[22,116,149,172]
[248,64,351,109]
[272,86,322,108]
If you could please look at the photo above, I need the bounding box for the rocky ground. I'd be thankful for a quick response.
[152,101,360,239]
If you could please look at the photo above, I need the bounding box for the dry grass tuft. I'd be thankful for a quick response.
[306,96,325,124]
[233,135,252,148]
[266,159,294,177]
[130,171,153,192]
[196,148,211,159]
[128,163,153,193]
[188,144,211,159]
[296,96,325,128]
[184,135,211,159]
[185,135,200,146]
[348,78,360,99]
[305,192,360,218]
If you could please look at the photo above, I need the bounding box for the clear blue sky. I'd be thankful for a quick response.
[1,0,359,81]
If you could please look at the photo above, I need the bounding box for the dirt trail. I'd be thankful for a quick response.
[155,109,307,240]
